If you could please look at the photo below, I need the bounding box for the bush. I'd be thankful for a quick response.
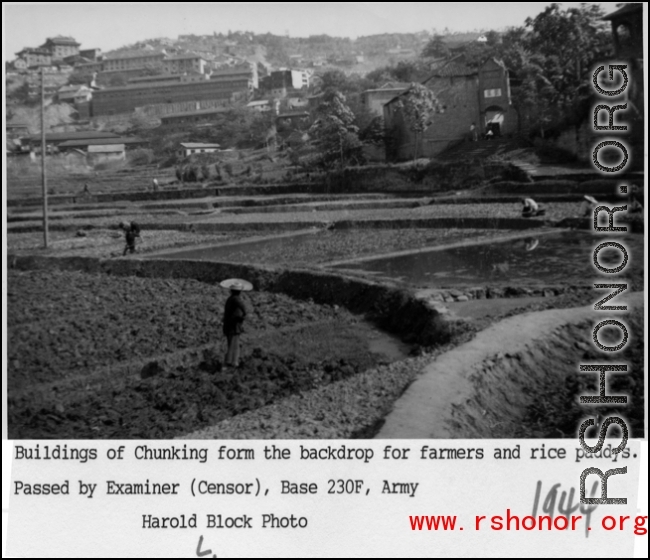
[127,148,154,167]
[159,154,178,168]
[533,140,578,163]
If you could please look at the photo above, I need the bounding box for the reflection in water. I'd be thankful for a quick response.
[524,238,539,252]
[331,232,637,286]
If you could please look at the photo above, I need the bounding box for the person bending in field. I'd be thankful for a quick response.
[222,288,247,368]
[521,197,545,218]
[120,221,141,256]
[578,195,599,218]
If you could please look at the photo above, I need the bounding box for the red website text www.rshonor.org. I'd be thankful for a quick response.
[409,512,648,533]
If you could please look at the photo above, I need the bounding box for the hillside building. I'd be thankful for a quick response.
[26,69,71,100]
[361,82,411,117]
[41,36,80,60]
[384,56,517,160]
[86,144,126,164]
[57,137,147,151]
[14,48,52,68]
[21,131,121,152]
[162,54,207,75]
[102,51,166,73]
[177,142,221,158]
[261,69,311,98]
[160,107,230,131]
[57,85,93,104]
[91,71,252,116]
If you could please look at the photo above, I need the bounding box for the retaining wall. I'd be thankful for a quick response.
[7,254,457,348]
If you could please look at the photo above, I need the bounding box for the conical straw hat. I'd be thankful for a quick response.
[220,278,253,291]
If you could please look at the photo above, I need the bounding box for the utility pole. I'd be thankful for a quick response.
[41,67,49,248]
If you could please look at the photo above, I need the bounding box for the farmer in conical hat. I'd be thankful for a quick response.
[579,195,599,218]
[221,279,251,368]
[521,197,545,218]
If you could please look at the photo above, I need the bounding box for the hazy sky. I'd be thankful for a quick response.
[4,2,621,59]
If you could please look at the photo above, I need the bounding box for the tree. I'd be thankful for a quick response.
[517,3,613,134]
[320,69,349,92]
[366,59,431,85]
[309,90,364,170]
[395,83,443,161]
[140,64,164,77]
[421,35,450,59]
[108,73,128,87]
[359,116,385,147]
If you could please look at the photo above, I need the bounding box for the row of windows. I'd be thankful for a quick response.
[484,88,502,98]
[181,148,218,154]
[94,93,236,114]
[97,81,249,99]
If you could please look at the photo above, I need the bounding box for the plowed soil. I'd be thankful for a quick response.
[7,270,408,439]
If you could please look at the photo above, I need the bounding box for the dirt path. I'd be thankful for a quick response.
[377,291,644,439]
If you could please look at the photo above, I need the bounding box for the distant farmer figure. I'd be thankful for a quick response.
[627,185,642,214]
[521,197,545,218]
[629,196,643,214]
[470,122,478,142]
[83,183,90,194]
[119,221,141,256]
[152,178,159,191]
[578,195,599,218]
[220,278,252,368]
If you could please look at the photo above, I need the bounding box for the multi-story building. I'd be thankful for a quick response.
[75,60,104,74]
[14,47,52,68]
[384,56,517,160]
[261,69,310,98]
[26,69,71,100]
[162,54,207,75]
[102,51,166,73]
[91,73,252,116]
[41,36,80,60]
[212,62,258,88]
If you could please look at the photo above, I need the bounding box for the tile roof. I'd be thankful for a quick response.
[58,137,145,147]
[603,3,643,20]
[45,36,79,45]
[165,54,205,60]
[179,143,221,148]
[104,50,166,60]
[425,55,476,78]
[27,131,121,142]
[162,107,230,119]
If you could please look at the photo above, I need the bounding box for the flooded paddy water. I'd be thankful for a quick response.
[148,228,518,269]
[149,229,644,290]
[330,231,645,287]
